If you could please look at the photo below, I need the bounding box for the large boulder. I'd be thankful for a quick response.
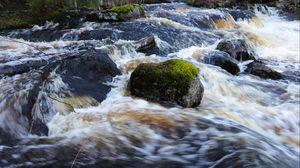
[129,59,204,107]
[216,39,257,61]
[203,50,240,75]
[245,62,282,80]
[0,49,121,144]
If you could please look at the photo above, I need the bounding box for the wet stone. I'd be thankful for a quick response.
[216,39,257,61]
[203,50,240,75]
[0,49,121,142]
[246,62,283,80]
[129,59,204,107]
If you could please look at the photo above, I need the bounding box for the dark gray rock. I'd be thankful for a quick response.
[227,9,256,21]
[0,49,121,143]
[246,62,282,80]
[134,35,157,52]
[52,49,121,103]
[216,39,257,61]
[86,11,119,22]
[203,50,240,75]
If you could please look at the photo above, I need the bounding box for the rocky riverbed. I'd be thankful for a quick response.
[0,1,299,168]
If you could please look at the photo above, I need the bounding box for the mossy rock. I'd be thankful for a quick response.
[129,59,204,107]
[107,4,144,13]
[106,4,145,21]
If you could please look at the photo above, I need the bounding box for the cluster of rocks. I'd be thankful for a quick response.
[202,39,282,80]
[0,35,160,143]
[0,35,287,145]
[128,38,283,109]
[0,1,291,144]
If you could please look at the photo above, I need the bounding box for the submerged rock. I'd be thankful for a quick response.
[246,62,282,80]
[129,59,204,107]
[216,39,257,61]
[203,50,240,75]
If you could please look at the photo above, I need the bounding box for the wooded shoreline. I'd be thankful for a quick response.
[0,0,299,30]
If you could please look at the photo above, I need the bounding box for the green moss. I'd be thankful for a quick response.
[160,59,198,88]
[0,11,33,30]
[132,59,199,98]
[129,59,199,105]
[0,9,62,30]
[139,5,145,13]
[186,0,194,5]
[106,4,144,21]
[130,59,202,107]
[107,4,144,14]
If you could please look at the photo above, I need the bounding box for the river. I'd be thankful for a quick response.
[0,2,299,168]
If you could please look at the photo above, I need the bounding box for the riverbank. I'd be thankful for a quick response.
[0,0,299,30]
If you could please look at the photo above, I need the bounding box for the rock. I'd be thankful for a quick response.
[86,11,119,22]
[0,70,52,143]
[50,49,121,104]
[107,4,145,21]
[86,4,145,22]
[51,11,86,29]
[203,50,240,75]
[216,39,257,61]
[133,35,157,52]
[277,0,300,20]
[129,59,204,107]
[245,62,282,80]
[0,49,121,142]
[132,35,166,56]
[226,9,256,21]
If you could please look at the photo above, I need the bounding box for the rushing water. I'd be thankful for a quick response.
[0,3,299,168]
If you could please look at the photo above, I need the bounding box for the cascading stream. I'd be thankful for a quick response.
[0,2,299,168]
